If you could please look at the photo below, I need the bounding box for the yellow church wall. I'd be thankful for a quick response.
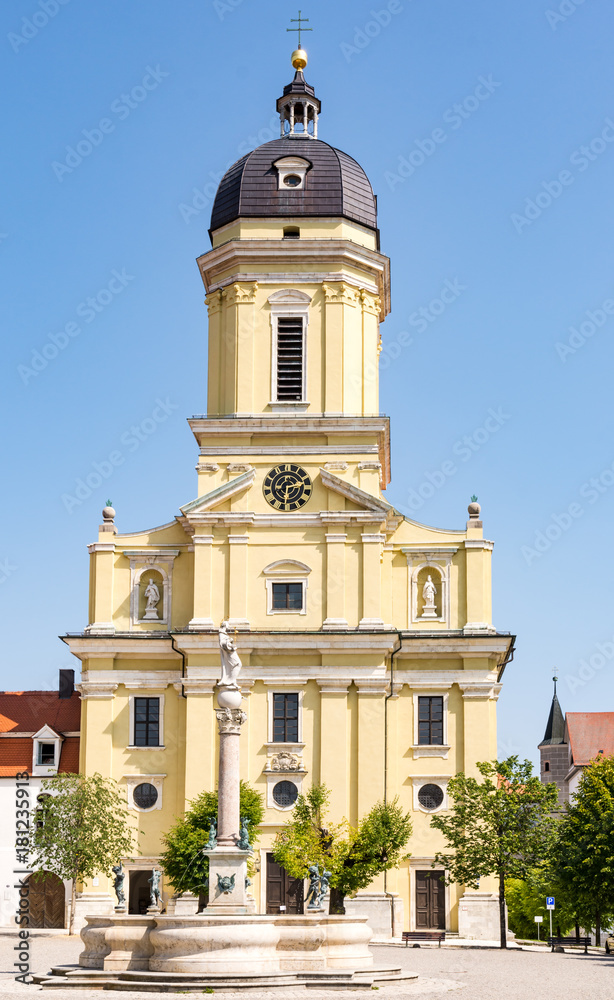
[211,217,379,251]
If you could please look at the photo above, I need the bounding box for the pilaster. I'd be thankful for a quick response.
[86,540,116,635]
[323,532,348,629]
[359,533,385,629]
[189,534,215,629]
[355,682,387,817]
[317,682,349,815]
[227,527,250,629]
[464,539,494,632]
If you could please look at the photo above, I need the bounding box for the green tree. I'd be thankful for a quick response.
[29,773,136,935]
[505,875,575,941]
[160,781,264,899]
[272,784,412,914]
[554,754,614,944]
[430,757,558,948]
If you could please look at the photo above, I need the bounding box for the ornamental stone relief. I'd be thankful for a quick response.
[268,751,301,772]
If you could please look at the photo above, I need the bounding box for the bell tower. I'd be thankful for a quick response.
[194,47,392,490]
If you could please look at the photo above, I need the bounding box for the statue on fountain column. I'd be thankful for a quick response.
[218,622,242,689]
[421,574,438,618]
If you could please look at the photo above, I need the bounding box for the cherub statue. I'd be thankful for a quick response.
[305,865,321,910]
[112,863,125,906]
[148,868,162,908]
[205,818,217,851]
[237,816,251,851]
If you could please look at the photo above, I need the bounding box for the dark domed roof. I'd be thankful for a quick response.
[210,137,377,235]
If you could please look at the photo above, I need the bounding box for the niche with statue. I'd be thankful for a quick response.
[416,566,442,620]
[137,569,165,622]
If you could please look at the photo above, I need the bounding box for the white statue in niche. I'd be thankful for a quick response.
[218,621,242,689]
[143,578,161,620]
[421,574,438,619]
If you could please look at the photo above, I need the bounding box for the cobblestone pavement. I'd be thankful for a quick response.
[0,936,613,1000]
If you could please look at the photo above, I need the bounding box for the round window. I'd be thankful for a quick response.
[283,174,302,187]
[418,783,444,810]
[272,780,298,808]
[133,782,158,810]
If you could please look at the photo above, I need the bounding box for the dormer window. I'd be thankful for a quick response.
[32,725,63,775]
[273,156,310,191]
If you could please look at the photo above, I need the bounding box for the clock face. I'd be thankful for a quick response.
[263,464,312,512]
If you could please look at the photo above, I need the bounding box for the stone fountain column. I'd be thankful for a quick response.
[203,684,252,914]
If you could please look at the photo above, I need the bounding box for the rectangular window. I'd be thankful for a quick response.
[418,696,444,745]
[37,743,56,766]
[273,693,299,743]
[276,317,304,401]
[272,582,304,611]
[134,697,160,747]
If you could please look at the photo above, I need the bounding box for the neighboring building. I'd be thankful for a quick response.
[62,50,514,938]
[0,671,80,928]
[539,679,614,801]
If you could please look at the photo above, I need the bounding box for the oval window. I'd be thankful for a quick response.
[272,780,298,808]
[283,174,302,187]
[417,783,444,810]
[133,782,158,810]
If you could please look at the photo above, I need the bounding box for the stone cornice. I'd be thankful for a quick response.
[196,239,391,320]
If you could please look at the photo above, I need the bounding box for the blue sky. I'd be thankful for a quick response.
[1,0,613,767]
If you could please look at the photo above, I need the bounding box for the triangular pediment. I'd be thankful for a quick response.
[180,469,255,517]
[319,468,391,514]
[33,724,62,742]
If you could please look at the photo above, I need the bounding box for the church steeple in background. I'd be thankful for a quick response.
[538,674,569,804]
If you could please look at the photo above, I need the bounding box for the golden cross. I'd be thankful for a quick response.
[287,9,312,49]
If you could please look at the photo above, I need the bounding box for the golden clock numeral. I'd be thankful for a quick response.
[273,500,282,509]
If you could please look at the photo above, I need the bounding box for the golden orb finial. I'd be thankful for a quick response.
[292,48,308,70]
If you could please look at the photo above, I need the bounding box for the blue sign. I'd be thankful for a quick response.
[546,896,555,909]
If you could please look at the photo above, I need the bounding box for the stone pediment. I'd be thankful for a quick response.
[179,469,255,519]
[319,468,390,515]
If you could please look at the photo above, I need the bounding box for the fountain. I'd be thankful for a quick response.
[36,626,413,990]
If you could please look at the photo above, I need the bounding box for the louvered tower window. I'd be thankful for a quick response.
[276,317,304,401]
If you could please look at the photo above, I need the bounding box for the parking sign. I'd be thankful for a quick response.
[546,896,555,909]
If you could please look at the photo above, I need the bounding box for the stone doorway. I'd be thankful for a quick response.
[27,871,65,928]
[415,870,445,929]
[266,854,304,914]
[129,870,152,915]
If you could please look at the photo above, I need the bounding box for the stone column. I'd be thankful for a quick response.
[216,703,245,846]
[203,687,251,914]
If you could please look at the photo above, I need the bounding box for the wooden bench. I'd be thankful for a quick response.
[548,936,590,954]
[402,931,445,948]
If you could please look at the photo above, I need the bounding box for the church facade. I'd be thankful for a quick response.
[64,51,514,938]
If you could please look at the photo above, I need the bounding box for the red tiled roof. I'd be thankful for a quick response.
[566,712,614,766]
[0,735,80,777]
[0,691,80,734]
